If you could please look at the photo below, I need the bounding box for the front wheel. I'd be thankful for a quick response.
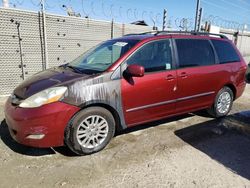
[65,107,115,155]
[207,87,234,118]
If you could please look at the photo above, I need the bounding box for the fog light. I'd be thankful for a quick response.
[26,134,45,140]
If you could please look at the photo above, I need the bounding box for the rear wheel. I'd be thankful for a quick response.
[207,87,233,118]
[65,107,115,155]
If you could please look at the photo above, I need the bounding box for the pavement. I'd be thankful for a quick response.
[0,85,249,188]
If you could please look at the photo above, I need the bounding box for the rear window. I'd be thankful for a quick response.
[211,40,240,64]
[175,39,215,68]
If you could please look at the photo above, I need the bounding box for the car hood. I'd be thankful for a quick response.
[14,67,96,99]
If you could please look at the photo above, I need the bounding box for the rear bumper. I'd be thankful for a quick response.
[4,98,80,148]
[236,82,246,99]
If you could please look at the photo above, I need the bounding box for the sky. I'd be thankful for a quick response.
[1,0,250,30]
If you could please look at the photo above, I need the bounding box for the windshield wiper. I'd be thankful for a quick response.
[66,65,84,73]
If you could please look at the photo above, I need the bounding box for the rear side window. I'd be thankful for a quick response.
[211,40,240,64]
[175,39,215,68]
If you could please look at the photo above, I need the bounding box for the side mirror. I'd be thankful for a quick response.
[126,64,145,77]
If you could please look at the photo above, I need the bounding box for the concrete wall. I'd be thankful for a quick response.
[220,28,250,57]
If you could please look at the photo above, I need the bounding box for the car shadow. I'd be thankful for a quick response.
[116,113,194,136]
[0,114,194,157]
[1,110,250,162]
[0,120,56,156]
[53,114,195,157]
[175,114,250,180]
[52,146,78,157]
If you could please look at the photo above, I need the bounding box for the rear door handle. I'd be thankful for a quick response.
[166,74,175,81]
[180,72,188,78]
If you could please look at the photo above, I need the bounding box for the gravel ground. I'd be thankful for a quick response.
[0,85,250,188]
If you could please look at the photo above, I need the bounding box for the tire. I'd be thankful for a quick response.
[207,87,234,118]
[65,107,115,155]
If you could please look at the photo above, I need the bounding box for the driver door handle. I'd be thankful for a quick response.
[166,74,175,81]
[180,72,188,78]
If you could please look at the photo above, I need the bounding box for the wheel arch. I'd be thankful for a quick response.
[79,101,125,132]
[224,83,236,100]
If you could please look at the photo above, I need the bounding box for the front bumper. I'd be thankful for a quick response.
[4,98,80,148]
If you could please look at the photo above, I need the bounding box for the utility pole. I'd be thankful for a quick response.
[41,0,49,70]
[2,0,9,8]
[194,0,201,31]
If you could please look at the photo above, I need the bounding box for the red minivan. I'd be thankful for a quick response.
[4,31,247,155]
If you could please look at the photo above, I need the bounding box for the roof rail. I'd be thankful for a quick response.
[124,31,228,39]
[124,31,157,36]
[155,31,228,39]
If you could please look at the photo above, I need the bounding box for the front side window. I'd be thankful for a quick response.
[211,40,240,64]
[175,39,215,68]
[126,39,173,72]
[68,39,139,73]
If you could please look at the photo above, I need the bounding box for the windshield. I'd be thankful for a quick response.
[67,39,139,73]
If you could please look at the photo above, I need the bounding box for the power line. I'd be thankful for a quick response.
[217,0,250,13]
[201,0,250,21]
[236,0,250,8]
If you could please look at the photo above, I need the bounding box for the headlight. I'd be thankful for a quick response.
[19,87,67,108]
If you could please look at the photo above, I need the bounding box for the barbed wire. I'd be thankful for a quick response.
[13,0,25,5]
[7,0,249,31]
[202,14,249,31]
[8,0,164,26]
[8,0,196,31]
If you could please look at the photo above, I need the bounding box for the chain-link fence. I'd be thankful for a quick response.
[0,8,152,95]
[1,8,250,96]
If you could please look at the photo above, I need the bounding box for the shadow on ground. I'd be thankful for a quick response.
[0,114,193,157]
[175,113,250,180]
[116,114,194,136]
[1,110,250,165]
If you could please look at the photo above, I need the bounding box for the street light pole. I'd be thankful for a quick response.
[194,0,201,31]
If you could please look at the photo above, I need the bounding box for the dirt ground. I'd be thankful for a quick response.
[0,84,250,188]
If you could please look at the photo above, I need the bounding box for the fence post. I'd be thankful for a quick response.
[111,19,114,39]
[197,8,203,32]
[162,9,167,31]
[233,31,239,45]
[15,21,25,80]
[41,0,49,69]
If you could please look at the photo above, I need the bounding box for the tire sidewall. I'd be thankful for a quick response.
[65,107,115,155]
[214,87,233,117]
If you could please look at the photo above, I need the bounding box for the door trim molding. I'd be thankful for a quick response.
[176,91,215,102]
[126,99,176,112]
[126,91,215,112]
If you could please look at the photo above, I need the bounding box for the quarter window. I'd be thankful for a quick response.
[211,40,240,64]
[176,39,215,68]
[126,40,173,72]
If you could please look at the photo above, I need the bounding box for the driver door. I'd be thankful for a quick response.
[121,39,177,127]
